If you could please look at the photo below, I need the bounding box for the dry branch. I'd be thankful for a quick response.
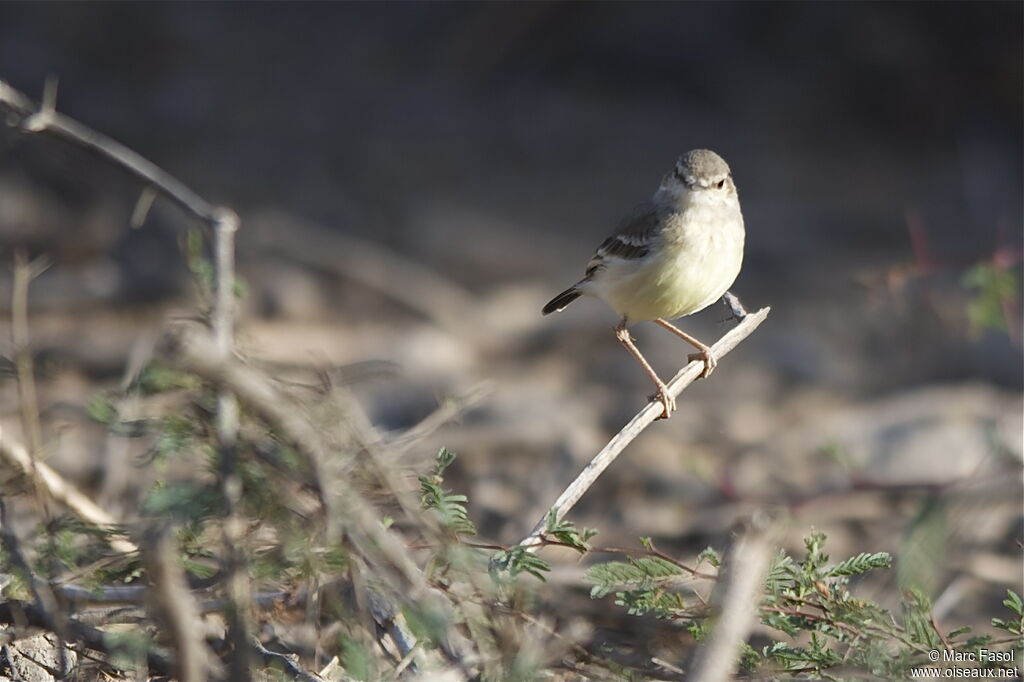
[0,429,138,554]
[1,78,257,676]
[11,252,48,471]
[0,80,218,223]
[160,325,430,598]
[518,307,770,548]
[1,81,250,560]
[140,528,217,682]
[690,515,778,682]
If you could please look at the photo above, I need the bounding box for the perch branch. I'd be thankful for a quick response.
[518,307,770,548]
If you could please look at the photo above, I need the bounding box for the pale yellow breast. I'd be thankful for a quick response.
[594,205,744,322]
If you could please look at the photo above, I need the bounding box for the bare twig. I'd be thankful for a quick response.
[140,527,216,682]
[11,252,48,461]
[250,638,322,682]
[0,80,219,224]
[11,252,52,518]
[1,82,247,564]
[517,307,770,548]
[690,514,778,682]
[211,208,252,680]
[0,429,138,554]
[0,79,258,676]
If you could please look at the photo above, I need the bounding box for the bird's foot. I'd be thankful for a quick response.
[688,347,718,378]
[648,384,676,419]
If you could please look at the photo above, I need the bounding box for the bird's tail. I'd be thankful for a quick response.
[542,285,582,315]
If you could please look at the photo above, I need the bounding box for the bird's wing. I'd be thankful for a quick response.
[585,202,665,278]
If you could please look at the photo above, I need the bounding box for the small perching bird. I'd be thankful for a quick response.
[542,149,745,419]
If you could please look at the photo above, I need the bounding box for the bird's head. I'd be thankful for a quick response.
[658,149,736,203]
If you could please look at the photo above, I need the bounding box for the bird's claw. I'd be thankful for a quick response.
[688,348,717,378]
[649,386,676,420]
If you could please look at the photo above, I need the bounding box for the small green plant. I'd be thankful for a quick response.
[419,447,477,537]
[542,509,597,553]
[992,589,1024,636]
[586,530,1023,678]
[962,261,1019,338]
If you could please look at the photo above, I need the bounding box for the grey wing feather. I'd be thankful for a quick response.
[584,202,665,277]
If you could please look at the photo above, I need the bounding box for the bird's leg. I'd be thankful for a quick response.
[614,319,675,419]
[654,318,717,378]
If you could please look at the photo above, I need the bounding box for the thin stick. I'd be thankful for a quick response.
[0,429,138,555]
[11,252,46,462]
[0,80,218,223]
[517,307,770,548]
[690,515,778,682]
[160,325,429,598]
[140,527,216,682]
[211,209,251,680]
[250,639,323,682]
[11,252,51,518]
[2,79,253,673]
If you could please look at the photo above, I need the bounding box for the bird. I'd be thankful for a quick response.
[542,149,745,419]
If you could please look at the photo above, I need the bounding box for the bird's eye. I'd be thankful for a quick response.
[716,179,726,189]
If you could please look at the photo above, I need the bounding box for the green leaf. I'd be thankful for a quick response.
[962,262,1019,337]
[696,546,721,568]
[419,448,476,536]
[491,545,550,581]
[828,552,892,576]
[542,511,596,553]
[435,447,457,474]
[946,625,971,639]
[586,556,683,587]
[1003,589,1023,616]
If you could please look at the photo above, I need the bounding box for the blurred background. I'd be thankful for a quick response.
[1,1,1021,666]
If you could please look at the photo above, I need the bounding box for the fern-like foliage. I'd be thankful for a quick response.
[490,545,551,581]
[587,531,1023,678]
[586,556,690,617]
[828,551,892,576]
[542,510,597,553]
[419,448,477,537]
